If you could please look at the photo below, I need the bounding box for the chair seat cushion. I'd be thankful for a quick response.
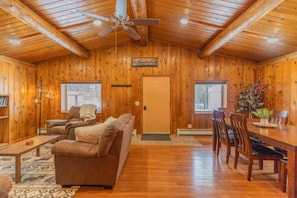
[273,146,287,156]
[252,143,282,157]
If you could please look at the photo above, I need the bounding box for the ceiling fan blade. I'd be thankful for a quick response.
[116,0,127,17]
[76,10,111,22]
[129,18,160,26]
[99,26,116,36]
[123,26,141,40]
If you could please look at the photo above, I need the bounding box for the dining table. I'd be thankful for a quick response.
[213,118,297,198]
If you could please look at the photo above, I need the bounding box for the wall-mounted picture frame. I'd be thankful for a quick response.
[131,57,158,67]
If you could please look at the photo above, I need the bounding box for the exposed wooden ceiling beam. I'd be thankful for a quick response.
[130,0,149,46]
[0,0,89,58]
[198,0,284,59]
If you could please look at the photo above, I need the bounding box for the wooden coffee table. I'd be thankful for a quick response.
[0,135,59,183]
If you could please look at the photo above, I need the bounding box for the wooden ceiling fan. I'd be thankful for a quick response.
[77,0,160,40]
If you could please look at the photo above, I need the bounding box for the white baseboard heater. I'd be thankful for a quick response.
[177,129,213,136]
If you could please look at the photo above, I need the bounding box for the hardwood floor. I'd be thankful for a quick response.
[74,136,287,198]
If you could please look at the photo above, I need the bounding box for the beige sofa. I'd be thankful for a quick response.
[51,113,135,188]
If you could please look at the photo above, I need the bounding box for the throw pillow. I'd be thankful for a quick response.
[75,122,109,144]
[104,116,117,124]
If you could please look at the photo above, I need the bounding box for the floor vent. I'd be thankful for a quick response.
[177,129,213,136]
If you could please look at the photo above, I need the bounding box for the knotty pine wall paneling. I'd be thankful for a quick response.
[0,56,36,143]
[258,56,297,126]
[35,41,257,134]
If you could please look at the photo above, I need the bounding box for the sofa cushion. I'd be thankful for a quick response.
[97,125,118,157]
[75,117,117,144]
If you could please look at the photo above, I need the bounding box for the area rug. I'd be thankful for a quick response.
[132,135,202,146]
[0,143,79,198]
[141,134,171,141]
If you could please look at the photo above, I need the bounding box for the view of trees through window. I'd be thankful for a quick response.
[194,82,227,113]
[61,82,101,112]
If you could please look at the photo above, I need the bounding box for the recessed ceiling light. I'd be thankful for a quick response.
[93,20,102,26]
[267,37,279,43]
[9,38,21,45]
[180,18,188,25]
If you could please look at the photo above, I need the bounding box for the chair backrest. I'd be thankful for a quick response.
[269,110,289,125]
[213,110,230,144]
[66,106,81,120]
[230,113,252,158]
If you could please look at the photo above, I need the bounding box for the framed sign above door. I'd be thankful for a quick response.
[131,57,158,67]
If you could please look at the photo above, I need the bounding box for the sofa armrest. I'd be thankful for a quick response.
[46,119,67,128]
[52,140,98,157]
[65,120,88,129]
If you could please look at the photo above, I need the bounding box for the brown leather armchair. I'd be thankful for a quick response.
[46,105,96,140]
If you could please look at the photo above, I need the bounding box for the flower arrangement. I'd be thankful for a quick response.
[236,78,268,116]
[252,108,273,119]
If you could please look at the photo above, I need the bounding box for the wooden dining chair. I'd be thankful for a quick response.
[279,158,287,192]
[213,110,234,164]
[270,110,289,192]
[269,110,289,125]
[230,112,283,181]
[269,110,289,157]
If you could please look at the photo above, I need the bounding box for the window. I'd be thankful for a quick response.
[194,81,227,113]
[61,82,101,112]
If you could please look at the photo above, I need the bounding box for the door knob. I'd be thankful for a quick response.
[143,106,147,110]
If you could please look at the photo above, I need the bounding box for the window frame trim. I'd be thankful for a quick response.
[60,80,102,113]
[194,80,228,114]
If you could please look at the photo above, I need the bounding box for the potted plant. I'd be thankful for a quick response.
[237,78,268,118]
[252,108,273,125]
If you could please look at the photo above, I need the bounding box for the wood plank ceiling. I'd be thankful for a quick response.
[0,0,297,64]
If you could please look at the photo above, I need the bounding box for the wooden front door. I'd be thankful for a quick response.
[142,76,170,134]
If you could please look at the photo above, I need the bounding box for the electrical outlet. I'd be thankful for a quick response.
[187,124,192,129]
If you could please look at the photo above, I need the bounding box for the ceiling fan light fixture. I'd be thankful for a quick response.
[9,38,21,45]
[78,0,160,41]
[93,20,102,26]
[267,36,279,43]
[180,18,189,25]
